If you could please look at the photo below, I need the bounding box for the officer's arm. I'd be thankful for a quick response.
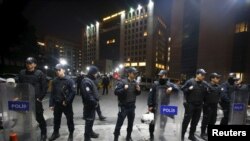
[83,82,97,106]
[49,81,55,107]
[220,84,230,102]
[39,72,48,100]
[66,79,76,104]
[148,84,156,107]
[114,80,125,96]
[167,81,179,92]
[135,82,141,95]
[181,80,191,94]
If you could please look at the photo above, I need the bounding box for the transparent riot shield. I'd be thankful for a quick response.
[0,83,37,141]
[229,84,250,125]
[154,85,184,141]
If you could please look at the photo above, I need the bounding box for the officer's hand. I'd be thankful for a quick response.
[166,87,173,94]
[148,107,154,112]
[124,85,129,90]
[189,85,194,90]
[50,107,54,111]
[36,98,42,102]
[136,84,140,91]
[62,101,67,106]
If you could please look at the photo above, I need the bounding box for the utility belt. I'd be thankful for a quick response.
[119,101,136,108]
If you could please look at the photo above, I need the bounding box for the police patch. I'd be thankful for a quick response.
[86,87,90,91]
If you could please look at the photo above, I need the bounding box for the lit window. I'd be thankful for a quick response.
[125,63,130,67]
[235,22,248,33]
[107,41,110,44]
[158,30,161,35]
[131,62,137,66]
[143,31,148,36]
[139,62,146,66]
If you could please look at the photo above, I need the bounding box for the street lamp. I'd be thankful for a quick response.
[44,65,48,75]
[59,58,67,65]
[119,64,124,69]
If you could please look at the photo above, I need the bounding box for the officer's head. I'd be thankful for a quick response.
[195,68,206,81]
[158,70,168,79]
[25,57,37,71]
[87,65,99,78]
[55,64,66,77]
[126,67,138,79]
[228,73,239,85]
[210,72,221,84]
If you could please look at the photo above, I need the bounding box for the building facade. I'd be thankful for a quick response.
[170,0,250,82]
[83,0,170,78]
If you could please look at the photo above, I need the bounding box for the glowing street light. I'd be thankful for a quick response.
[86,66,90,71]
[59,58,67,65]
[119,64,124,69]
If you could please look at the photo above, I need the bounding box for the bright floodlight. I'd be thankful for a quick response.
[119,64,124,69]
[148,0,154,8]
[137,4,142,10]
[60,58,67,65]
[115,68,120,72]
[44,65,48,70]
[86,66,90,71]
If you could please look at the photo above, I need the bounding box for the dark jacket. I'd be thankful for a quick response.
[81,75,99,107]
[147,79,179,108]
[204,83,221,104]
[19,69,47,100]
[220,81,235,103]
[49,75,76,107]
[181,78,209,104]
[114,78,141,105]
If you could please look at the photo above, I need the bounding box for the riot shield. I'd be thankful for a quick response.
[154,85,184,141]
[229,84,250,125]
[0,83,37,141]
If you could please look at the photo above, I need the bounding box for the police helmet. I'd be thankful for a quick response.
[126,67,138,74]
[25,57,37,64]
[87,65,99,75]
[196,68,206,75]
[158,70,168,76]
[55,64,65,70]
[228,73,239,80]
[210,72,221,79]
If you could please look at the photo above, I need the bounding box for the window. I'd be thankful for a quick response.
[235,22,248,33]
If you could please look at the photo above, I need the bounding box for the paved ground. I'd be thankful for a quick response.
[1,82,249,141]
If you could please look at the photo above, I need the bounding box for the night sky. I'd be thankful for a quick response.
[22,0,148,43]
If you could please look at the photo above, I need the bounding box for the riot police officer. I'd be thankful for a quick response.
[219,73,239,125]
[147,70,179,141]
[81,65,100,141]
[19,57,47,141]
[181,69,209,141]
[113,67,141,141]
[49,64,76,141]
[200,73,221,140]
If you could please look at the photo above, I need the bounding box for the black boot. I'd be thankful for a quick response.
[99,115,106,121]
[84,134,92,141]
[68,132,73,141]
[40,134,47,141]
[49,132,60,141]
[188,135,199,141]
[90,131,99,138]
[150,133,154,141]
[126,136,133,141]
[200,133,208,141]
[114,135,119,141]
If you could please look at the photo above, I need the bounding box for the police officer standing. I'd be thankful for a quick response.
[19,57,47,141]
[81,65,100,141]
[200,73,221,140]
[219,73,238,125]
[181,69,208,141]
[49,64,76,141]
[147,70,179,141]
[113,67,141,141]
